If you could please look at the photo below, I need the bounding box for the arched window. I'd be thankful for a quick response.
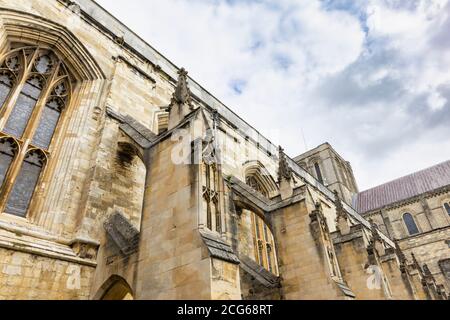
[314,162,324,184]
[444,202,450,216]
[0,44,73,218]
[251,213,278,275]
[246,175,269,197]
[403,213,419,236]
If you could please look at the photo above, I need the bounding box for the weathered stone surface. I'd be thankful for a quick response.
[104,212,140,256]
[0,0,447,301]
[200,230,240,265]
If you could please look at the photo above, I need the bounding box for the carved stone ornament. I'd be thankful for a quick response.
[104,212,140,256]
[277,146,292,182]
[168,68,194,130]
[70,237,100,260]
[369,219,386,256]
[278,146,294,200]
[171,68,193,107]
[395,241,407,273]
[334,191,350,236]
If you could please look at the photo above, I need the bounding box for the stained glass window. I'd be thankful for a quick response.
[0,44,72,218]
[315,162,324,184]
[0,138,17,188]
[5,151,45,217]
[33,97,63,149]
[4,76,43,138]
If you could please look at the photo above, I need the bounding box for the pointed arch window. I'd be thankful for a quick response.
[246,175,269,197]
[403,213,419,236]
[0,44,73,218]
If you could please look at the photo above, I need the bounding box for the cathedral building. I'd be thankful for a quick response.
[0,0,448,300]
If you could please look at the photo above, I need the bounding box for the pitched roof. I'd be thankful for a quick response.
[354,160,450,214]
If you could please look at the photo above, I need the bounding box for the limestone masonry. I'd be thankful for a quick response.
[0,0,448,300]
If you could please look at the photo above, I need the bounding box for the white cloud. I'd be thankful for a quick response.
[97,0,450,190]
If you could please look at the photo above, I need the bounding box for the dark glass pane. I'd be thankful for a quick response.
[315,162,324,184]
[4,78,42,138]
[403,213,419,235]
[0,139,16,188]
[32,99,62,149]
[0,73,13,108]
[445,203,450,216]
[5,152,44,218]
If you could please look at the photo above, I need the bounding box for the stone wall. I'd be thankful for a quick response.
[272,200,346,299]
[0,248,94,300]
[365,191,450,292]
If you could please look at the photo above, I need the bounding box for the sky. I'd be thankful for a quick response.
[96,0,450,191]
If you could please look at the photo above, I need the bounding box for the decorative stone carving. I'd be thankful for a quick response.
[309,202,323,225]
[369,219,386,256]
[334,191,350,236]
[168,68,194,130]
[69,236,100,260]
[278,146,294,200]
[61,0,81,14]
[171,68,193,106]
[104,212,140,256]
[395,241,407,273]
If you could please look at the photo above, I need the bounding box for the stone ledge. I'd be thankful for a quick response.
[0,229,97,267]
[106,106,156,148]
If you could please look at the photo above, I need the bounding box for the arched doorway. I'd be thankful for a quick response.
[96,275,134,300]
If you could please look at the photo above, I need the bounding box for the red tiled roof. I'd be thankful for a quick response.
[354,160,450,214]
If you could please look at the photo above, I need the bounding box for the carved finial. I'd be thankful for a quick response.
[310,201,323,224]
[370,220,384,249]
[171,68,193,107]
[334,191,345,218]
[334,190,351,235]
[278,146,292,182]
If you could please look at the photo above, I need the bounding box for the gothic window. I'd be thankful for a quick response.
[251,212,279,275]
[403,213,419,236]
[246,175,268,197]
[314,162,324,184]
[203,163,221,233]
[444,202,450,216]
[0,44,73,218]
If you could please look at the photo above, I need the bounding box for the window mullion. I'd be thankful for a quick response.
[0,48,40,130]
[21,62,61,146]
